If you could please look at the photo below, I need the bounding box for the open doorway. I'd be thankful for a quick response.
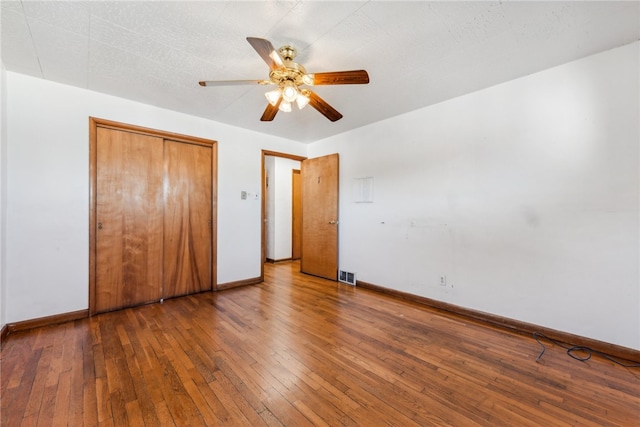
[261,151,306,277]
[264,156,300,262]
[261,150,340,282]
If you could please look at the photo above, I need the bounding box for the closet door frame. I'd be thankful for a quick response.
[89,117,218,315]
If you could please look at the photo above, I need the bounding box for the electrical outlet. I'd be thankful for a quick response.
[439,275,447,286]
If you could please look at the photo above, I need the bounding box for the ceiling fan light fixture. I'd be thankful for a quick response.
[302,74,314,86]
[265,88,281,106]
[282,83,298,103]
[278,100,292,112]
[296,91,310,109]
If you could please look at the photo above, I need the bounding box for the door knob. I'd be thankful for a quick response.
[328,220,338,225]
[98,222,103,230]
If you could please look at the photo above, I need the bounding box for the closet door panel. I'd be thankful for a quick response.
[163,141,212,298]
[95,127,164,313]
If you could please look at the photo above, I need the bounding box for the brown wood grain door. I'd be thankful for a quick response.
[301,154,339,280]
[95,127,164,313]
[292,169,301,260]
[163,141,212,298]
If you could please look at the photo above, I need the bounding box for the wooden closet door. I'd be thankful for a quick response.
[163,140,212,298]
[95,127,164,313]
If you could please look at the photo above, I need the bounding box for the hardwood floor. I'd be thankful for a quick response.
[2,261,639,426]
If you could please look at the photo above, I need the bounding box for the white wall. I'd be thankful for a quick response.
[4,72,306,323]
[1,62,7,331]
[309,42,640,350]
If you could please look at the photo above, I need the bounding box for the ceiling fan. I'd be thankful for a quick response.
[199,37,370,122]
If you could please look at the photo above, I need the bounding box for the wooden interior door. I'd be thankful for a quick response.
[291,169,301,260]
[163,141,213,298]
[95,127,164,313]
[301,154,339,280]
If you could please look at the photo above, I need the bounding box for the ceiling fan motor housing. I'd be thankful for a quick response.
[278,45,297,61]
[269,57,311,87]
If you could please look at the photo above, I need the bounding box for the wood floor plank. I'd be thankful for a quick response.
[123,350,161,426]
[20,413,38,427]
[155,352,207,427]
[66,328,86,425]
[36,383,58,427]
[2,261,639,426]
[81,351,99,426]
[212,351,275,424]
[94,377,111,424]
[109,389,129,427]
[51,370,72,427]
[22,345,54,419]
[207,369,260,426]
[124,400,145,426]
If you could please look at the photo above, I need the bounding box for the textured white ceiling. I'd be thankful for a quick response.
[2,1,639,142]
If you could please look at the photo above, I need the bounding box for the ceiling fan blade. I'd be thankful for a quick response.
[199,80,270,87]
[307,91,343,122]
[246,37,284,71]
[311,70,369,85]
[261,98,282,121]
